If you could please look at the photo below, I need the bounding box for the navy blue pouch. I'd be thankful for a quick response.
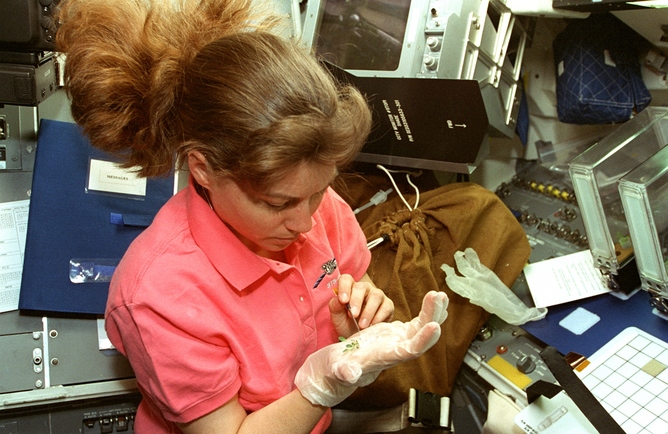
[554,13,652,125]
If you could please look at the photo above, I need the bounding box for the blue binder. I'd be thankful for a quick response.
[19,119,174,314]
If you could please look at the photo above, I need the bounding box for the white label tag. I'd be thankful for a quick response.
[604,49,616,68]
[88,159,147,197]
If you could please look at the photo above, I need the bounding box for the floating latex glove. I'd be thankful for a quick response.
[441,248,547,326]
[295,290,448,408]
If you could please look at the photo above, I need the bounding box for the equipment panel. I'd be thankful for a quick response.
[496,163,587,260]
[47,317,135,387]
[0,395,140,434]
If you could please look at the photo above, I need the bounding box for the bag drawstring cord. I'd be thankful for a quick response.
[375,164,421,211]
[366,165,422,250]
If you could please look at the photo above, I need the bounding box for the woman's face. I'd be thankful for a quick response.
[207,161,338,258]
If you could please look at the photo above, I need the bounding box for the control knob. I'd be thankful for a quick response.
[517,355,536,374]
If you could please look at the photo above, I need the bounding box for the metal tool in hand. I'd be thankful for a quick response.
[333,287,362,334]
[348,304,362,334]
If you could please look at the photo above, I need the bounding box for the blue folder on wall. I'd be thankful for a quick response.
[19,119,174,314]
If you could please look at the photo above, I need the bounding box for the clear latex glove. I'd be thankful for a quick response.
[295,291,448,408]
[441,248,547,326]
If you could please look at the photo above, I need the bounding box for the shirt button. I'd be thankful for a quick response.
[299,296,305,302]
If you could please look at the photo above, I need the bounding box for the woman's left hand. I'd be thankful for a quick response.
[329,273,394,338]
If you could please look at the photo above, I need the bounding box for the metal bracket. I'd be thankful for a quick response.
[408,388,452,431]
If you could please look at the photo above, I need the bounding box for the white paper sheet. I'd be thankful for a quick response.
[524,250,611,308]
[97,318,115,350]
[515,390,597,433]
[0,199,30,312]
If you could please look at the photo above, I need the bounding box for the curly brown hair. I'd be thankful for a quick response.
[56,0,372,187]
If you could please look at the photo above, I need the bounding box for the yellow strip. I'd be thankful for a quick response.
[487,355,533,389]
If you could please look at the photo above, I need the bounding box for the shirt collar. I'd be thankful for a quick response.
[186,178,272,291]
[185,178,314,291]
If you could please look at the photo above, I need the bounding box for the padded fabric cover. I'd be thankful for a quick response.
[554,13,651,125]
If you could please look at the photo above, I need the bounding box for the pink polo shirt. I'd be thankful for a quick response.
[105,178,371,433]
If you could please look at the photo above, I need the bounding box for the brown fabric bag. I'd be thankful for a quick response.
[335,180,531,410]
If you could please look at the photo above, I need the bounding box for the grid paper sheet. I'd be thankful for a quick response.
[578,327,668,434]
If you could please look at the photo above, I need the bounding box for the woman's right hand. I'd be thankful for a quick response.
[329,273,394,338]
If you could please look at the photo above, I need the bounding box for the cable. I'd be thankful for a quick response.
[376,164,421,211]
[405,173,420,210]
[353,188,394,215]
[367,234,390,250]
